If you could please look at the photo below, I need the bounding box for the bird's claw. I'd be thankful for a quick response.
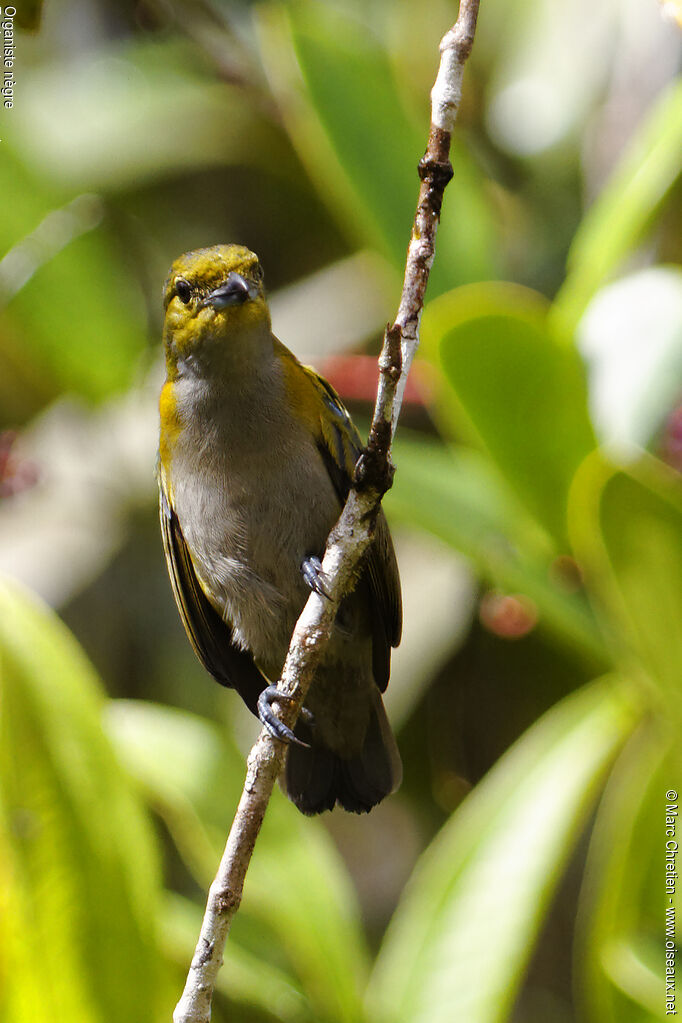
[301,555,332,600]
[257,685,313,747]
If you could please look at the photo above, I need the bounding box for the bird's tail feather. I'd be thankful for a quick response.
[284,691,401,815]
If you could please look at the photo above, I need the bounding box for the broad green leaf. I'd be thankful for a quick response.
[0,149,146,410]
[387,432,605,662]
[570,455,682,717]
[576,723,672,1023]
[555,78,682,332]
[367,677,637,1023]
[0,579,165,1023]
[107,700,370,1023]
[422,282,596,544]
[257,2,497,294]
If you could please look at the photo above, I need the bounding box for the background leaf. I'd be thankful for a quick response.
[0,579,166,1023]
[421,283,596,544]
[0,148,146,414]
[575,723,671,1023]
[107,700,370,1023]
[387,433,605,662]
[570,456,682,718]
[368,678,636,1023]
[555,78,682,331]
[258,1,498,294]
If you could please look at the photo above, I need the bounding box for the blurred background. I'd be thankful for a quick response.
[1,0,681,1020]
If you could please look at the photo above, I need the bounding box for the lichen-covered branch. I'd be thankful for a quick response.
[173,3,480,1020]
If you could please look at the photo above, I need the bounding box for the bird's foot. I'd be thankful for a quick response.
[257,685,313,747]
[301,555,332,599]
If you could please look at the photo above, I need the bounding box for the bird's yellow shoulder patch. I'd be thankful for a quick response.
[275,338,321,434]
[158,380,182,475]
[275,337,363,480]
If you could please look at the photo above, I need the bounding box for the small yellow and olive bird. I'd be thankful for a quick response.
[157,244,402,814]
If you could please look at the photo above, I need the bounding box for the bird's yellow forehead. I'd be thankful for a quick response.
[163,244,261,306]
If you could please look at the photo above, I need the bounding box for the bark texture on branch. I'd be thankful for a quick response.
[173,3,480,1020]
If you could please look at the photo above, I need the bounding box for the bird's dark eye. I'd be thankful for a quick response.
[175,277,192,304]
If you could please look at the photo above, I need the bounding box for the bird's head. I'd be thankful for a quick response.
[162,244,270,377]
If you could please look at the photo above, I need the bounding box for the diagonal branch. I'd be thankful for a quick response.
[173,3,480,1020]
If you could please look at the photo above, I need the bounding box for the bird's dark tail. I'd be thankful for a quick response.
[284,691,402,815]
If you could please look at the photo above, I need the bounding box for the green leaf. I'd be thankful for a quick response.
[367,677,637,1023]
[421,282,596,544]
[0,149,146,410]
[387,433,605,661]
[570,455,682,716]
[0,579,165,1023]
[107,700,370,1023]
[555,78,682,332]
[257,2,498,293]
[390,431,550,559]
[576,723,672,1023]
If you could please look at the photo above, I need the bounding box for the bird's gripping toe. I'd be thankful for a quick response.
[257,685,313,747]
[301,555,332,599]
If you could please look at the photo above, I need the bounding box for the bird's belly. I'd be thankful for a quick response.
[171,445,339,676]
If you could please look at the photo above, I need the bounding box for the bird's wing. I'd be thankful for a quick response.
[159,480,266,714]
[281,346,402,691]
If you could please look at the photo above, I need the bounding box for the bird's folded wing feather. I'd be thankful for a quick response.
[158,481,266,713]
[291,356,403,692]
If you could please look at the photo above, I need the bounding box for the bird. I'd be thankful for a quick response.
[157,244,402,814]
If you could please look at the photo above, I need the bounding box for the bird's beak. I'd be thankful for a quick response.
[202,272,256,309]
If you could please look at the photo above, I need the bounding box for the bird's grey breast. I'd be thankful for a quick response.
[168,374,340,668]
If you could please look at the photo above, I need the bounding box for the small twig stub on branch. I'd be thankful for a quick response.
[173,3,480,1021]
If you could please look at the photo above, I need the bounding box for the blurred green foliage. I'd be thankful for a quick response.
[0,0,681,1021]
